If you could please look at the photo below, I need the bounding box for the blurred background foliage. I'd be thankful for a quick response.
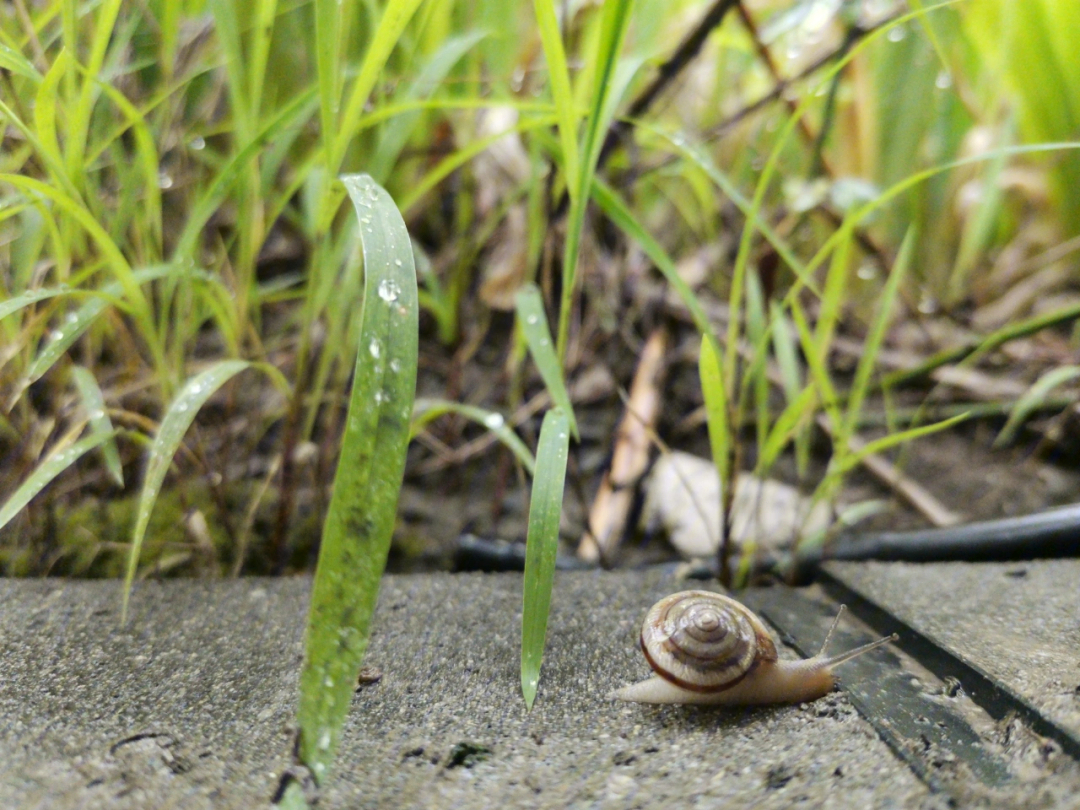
[1,0,1077,578]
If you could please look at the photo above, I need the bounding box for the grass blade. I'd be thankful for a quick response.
[830,413,970,477]
[532,0,579,198]
[590,179,713,337]
[520,407,570,710]
[841,228,916,445]
[70,365,123,487]
[15,265,175,399]
[699,335,731,487]
[995,366,1080,448]
[555,11,639,360]
[122,360,253,620]
[0,285,76,322]
[295,175,418,785]
[369,31,487,183]
[412,398,535,474]
[514,282,578,440]
[332,0,427,174]
[0,430,118,534]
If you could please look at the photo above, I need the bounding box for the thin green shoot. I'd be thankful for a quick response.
[520,407,570,709]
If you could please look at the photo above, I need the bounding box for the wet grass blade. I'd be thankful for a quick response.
[412,398,535,474]
[18,265,175,396]
[122,359,253,621]
[514,283,578,440]
[0,430,118,533]
[0,285,77,322]
[295,175,418,786]
[520,407,570,710]
[70,365,123,487]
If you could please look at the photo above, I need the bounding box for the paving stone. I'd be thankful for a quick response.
[825,560,1080,740]
[0,567,1075,808]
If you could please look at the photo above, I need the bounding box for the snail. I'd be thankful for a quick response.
[611,590,898,705]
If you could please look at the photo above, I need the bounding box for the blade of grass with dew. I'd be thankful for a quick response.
[411,399,536,475]
[295,174,417,787]
[0,44,40,80]
[70,365,123,486]
[0,174,161,378]
[514,283,578,440]
[839,227,915,448]
[994,366,1080,448]
[0,285,78,322]
[14,264,176,399]
[121,359,254,620]
[171,88,319,262]
[0,430,118,534]
[520,407,570,709]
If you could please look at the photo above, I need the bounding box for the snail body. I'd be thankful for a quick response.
[611,590,897,706]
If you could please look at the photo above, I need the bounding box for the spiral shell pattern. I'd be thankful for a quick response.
[640,591,777,693]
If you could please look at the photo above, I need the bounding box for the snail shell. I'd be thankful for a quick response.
[611,590,897,706]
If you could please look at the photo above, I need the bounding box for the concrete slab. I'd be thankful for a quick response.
[0,568,1070,808]
[825,560,1080,740]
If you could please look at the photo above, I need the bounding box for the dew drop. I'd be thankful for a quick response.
[190,136,206,150]
[318,730,331,751]
[484,412,505,429]
[389,359,401,373]
[394,259,403,267]
[526,314,538,325]
[377,279,400,302]
[935,71,953,90]
[887,25,906,43]
[158,171,174,190]
[369,339,381,359]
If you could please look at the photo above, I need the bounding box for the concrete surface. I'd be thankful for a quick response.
[827,560,1080,740]
[0,567,1075,808]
